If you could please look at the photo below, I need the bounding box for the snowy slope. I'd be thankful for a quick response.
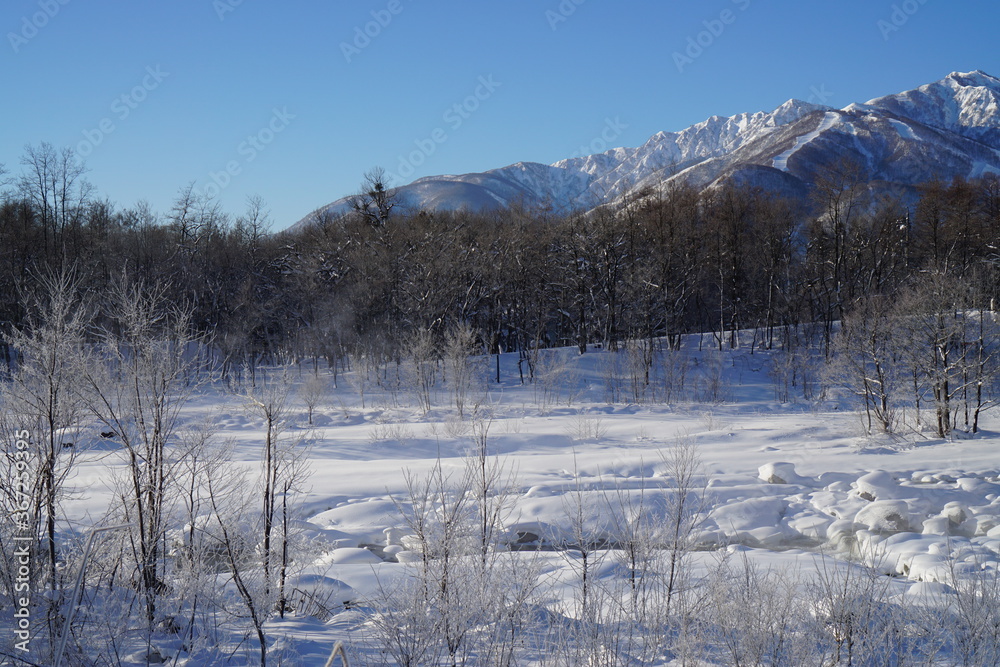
[291,70,1000,230]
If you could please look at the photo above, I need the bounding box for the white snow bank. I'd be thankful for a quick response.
[854,500,915,535]
[758,461,813,485]
[854,470,909,501]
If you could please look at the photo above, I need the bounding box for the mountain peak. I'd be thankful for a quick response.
[772,98,830,124]
[945,70,1000,89]
[776,98,824,111]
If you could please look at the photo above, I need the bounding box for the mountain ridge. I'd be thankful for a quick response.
[292,70,1000,230]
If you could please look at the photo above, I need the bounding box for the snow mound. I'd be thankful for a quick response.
[286,574,357,606]
[324,547,383,565]
[854,471,908,501]
[709,497,800,547]
[758,462,811,485]
[854,500,915,535]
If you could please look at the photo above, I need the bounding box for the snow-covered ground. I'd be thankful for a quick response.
[55,338,1000,665]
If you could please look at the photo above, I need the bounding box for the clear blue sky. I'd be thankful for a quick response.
[2,0,998,229]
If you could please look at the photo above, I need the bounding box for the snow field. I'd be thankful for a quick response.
[56,339,1000,664]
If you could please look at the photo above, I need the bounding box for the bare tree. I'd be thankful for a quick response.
[826,295,903,435]
[82,277,199,625]
[238,363,312,618]
[376,447,538,667]
[392,460,476,666]
[465,416,517,564]
[233,194,271,262]
[300,370,329,425]
[171,419,239,650]
[2,268,90,629]
[444,321,481,418]
[558,457,608,624]
[347,351,377,409]
[204,462,272,667]
[274,437,312,618]
[809,157,868,347]
[602,470,672,664]
[947,561,1000,666]
[704,551,813,666]
[893,272,988,437]
[168,183,204,254]
[368,572,445,667]
[239,364,293,604]
[349,167,397,227]
[405,327,438,414]
[17,142,92,260]
[809,554,910,667]
[658,437,706,622]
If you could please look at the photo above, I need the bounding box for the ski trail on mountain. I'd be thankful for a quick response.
[889,118,920,141]
[772,111,841,171]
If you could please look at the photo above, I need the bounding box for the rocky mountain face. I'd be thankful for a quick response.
[295,70,1000,228]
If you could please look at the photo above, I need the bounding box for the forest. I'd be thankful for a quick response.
[4,147,1000,367]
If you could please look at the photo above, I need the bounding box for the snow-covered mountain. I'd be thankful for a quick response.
[293,70,1000,228]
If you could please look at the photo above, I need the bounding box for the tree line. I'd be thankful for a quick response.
[3,147,1000,405]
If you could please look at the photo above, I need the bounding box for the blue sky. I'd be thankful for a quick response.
[2,0,998,229]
